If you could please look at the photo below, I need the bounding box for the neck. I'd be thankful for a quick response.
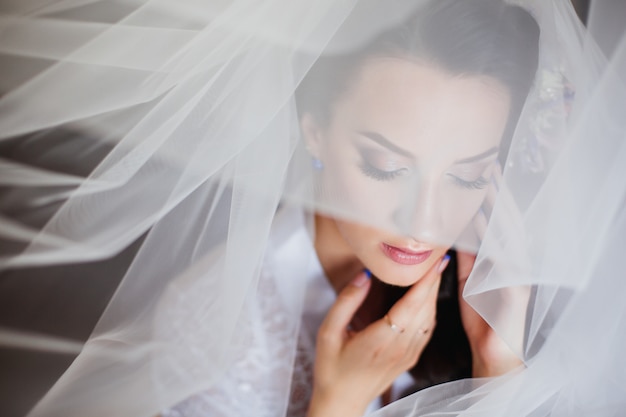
[314,213,364,294]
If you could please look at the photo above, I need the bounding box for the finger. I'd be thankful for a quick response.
[456,253,485,335]
[472,208,489,243]
[457,251,476,284]
[317,272,371,351]
[491,165,526,240]
[485,162,502,211]
[493,160,503,184]
[403,258,447,334]
[407,317,436,355]
[474,162,501,243]
[386,256,448,330]
[457,252,478,328]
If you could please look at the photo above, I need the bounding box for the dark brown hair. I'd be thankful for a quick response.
[296,0,540,163]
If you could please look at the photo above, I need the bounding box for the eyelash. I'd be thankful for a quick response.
[359,160,407,182]
[359,156,490,190]
[449,175,489,190]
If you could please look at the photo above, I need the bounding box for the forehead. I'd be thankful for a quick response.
[331,57,511,159]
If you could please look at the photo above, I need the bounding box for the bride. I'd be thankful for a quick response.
[0,0,624,416]
[162,2,539,415]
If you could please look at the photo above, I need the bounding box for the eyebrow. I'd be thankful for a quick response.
[454,147,499,164]
[357,131,414,158]
[357,130,500,164]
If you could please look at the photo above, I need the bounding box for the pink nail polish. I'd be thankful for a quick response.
[438,254,451,273]
[352,272,370,287]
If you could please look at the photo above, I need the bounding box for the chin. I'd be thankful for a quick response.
[373,261,435,287]
[379,276,421,287]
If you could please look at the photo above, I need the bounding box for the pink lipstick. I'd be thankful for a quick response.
[381,243,432,266]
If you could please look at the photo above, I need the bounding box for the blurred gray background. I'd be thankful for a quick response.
[0,1,594,416]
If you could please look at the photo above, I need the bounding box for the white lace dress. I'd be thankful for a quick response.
[162,206,412,417]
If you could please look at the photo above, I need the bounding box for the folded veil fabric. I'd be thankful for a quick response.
[0,0,625,416]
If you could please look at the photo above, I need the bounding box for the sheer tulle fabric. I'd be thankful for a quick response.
[0,0,624,416]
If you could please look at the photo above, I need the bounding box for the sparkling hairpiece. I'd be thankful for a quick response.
[513,67,576,173]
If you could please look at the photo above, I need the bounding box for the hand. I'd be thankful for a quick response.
[307,257,447,417]
[457,251,527,377]
[458,162,529,377]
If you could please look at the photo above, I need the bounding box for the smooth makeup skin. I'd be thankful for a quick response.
[305,58,511,286]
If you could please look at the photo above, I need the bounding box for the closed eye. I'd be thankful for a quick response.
[447,174,489,190]
[359,159,409,182]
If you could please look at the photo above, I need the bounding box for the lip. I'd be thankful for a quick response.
[380,243,433,266]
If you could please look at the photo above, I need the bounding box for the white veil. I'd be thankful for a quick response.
[0,0,625,416]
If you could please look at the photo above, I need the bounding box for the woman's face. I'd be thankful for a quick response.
[303,58,511,286]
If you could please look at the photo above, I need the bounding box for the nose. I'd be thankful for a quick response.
[392,177,443,242]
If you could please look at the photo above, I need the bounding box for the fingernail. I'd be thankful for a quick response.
[438,254,451,273]
[352,271,370,287]
[364,268,372,279]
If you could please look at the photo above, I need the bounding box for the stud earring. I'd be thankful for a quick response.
[312,157,324,171]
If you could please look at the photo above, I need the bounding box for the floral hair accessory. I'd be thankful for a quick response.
[514,67,576,173]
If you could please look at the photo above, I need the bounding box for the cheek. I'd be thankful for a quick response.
[334,220,380,255]
[321,155,402,230]
[441,189,486,236]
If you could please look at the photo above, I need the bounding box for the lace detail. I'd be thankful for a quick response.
[162,264,315,417]
[286,330,316,417]
[160,208,327,417]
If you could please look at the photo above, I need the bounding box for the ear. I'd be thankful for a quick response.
[300,112,324,158]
